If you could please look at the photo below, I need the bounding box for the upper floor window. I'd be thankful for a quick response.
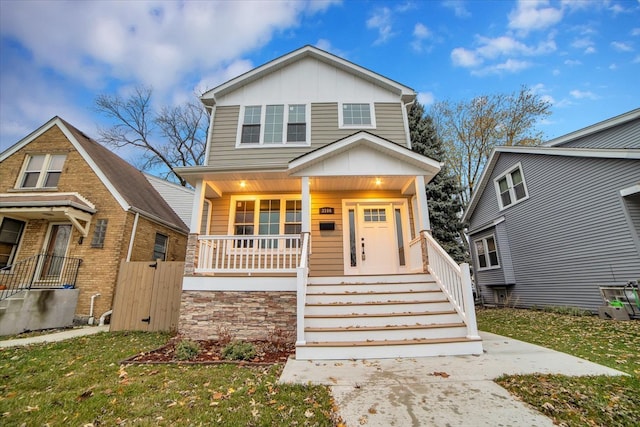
[474,235,499,270]
[339,103,376,129]
[19,154,66,189]
[238,104,309,146]
[494,163,528,210]
[0,217,25,269]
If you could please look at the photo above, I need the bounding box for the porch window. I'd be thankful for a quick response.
[238,104,309,146]
[230,196,302,249]
[339,103,376,128]
[153,233,168,261]
[19,154,66,189]
[474,235,499,270]
[0,218,25,269]
[495,163,528,210]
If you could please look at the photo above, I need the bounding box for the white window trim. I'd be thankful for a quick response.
[16,153,66,189]
[235,104,311,147]
[494,162,529,211]
[0,216,26,271]
[474,234,500,271]
[338,102,377,129]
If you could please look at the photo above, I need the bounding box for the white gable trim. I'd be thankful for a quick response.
[202,45,415,106]
[288,132,441,177]
[0,117,130,211]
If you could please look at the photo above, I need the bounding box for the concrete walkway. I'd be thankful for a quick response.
[280,332,627,426]
[0,325,109,348]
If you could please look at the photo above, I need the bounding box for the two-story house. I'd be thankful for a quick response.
[176,46,482,360]
[463,108,640,312]
[0,117,189,335]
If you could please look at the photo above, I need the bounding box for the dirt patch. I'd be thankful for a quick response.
[124,337,295,365]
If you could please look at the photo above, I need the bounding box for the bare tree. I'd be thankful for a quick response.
[430,85,551,206]
[95,86,207,186]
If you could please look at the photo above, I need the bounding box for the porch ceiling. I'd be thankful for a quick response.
[202,174,416,196]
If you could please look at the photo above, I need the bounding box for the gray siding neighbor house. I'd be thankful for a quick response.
[463,108,640,311]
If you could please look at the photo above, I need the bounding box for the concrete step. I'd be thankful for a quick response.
[304,323,468,342]
[308,274,433,286]
[307,281,440,295]
[295,337,483,360]
[306,289,444,304]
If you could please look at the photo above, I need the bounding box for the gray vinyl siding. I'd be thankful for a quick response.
[553,117,640,148]
[470,152,640,311]
[207,102,407,168]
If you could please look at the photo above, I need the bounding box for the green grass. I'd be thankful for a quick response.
[478,308,640,427]
[0,331,335,426]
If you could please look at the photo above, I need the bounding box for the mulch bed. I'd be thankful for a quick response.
[123,337,296,365]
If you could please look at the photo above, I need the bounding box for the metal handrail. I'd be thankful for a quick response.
[0,254,83,301]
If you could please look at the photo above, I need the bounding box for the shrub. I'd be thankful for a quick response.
[216,325,233,346]
[175,339,200,361]
[222,341,256,361]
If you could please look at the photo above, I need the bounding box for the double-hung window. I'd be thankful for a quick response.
[231,196,302,249]
[474,235,499,270]
[0,218,25,269]
[339,103,376,128]
[495,163,528,210]
[19,154,66,188]
[239,104,308,146]
[153,233,168,261]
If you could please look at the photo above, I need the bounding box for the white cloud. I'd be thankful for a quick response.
[564,59,582,66]
[451,47,482,67]
[570,89,598,100]
[0,1,338,145]
[609,63,617,70]
[632,28,640,36]
[471,59,532,76]
[508,0,563,34]
[417,91,435,106]
[367,7,395,44]
[411,23,433,52]
[584,46,596,54]
[611,41,633,52]
[442,0,471,18]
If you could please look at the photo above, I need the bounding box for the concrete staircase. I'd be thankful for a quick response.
[295,274,483,360]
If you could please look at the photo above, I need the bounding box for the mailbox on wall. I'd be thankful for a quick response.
[319,222,335,231]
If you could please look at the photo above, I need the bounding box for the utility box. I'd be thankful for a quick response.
[598,306,630,321]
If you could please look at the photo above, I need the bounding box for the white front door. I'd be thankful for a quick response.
[343,201,409,275]
[39,223,72,281]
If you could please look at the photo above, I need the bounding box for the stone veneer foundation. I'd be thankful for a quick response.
[179,291,297,341]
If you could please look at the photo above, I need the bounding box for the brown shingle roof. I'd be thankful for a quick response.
[58,118,188,232]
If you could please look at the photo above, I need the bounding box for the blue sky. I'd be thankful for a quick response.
[1,0,638,158]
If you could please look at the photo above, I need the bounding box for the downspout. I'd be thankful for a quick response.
[402,98,417,149]
[126,212,140,262]
[88,293,101,325]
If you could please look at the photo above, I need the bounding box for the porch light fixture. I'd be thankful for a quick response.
[375,178,382,186]
[240,181,246,188]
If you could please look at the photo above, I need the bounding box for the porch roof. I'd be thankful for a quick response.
[0,192,95,236]
[176,132,442,197]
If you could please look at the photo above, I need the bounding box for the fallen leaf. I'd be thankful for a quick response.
[431,371,450,378]
[368,406,377,414]
[304,409,314,418]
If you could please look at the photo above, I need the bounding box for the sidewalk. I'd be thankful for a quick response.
[0,325,109,348]
[280,332,626,426]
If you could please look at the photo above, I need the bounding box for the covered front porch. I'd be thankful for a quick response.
[177,133,481,359]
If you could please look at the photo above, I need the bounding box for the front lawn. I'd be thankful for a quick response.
[478,308,640,427]
[0,331,335,426]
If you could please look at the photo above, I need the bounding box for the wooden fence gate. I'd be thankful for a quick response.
[110,260,184,332]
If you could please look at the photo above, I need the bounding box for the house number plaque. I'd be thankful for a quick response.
[319,207,334,215]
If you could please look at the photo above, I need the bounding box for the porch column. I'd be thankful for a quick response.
[189,179,205,233]
[301,176,311,233]
[414,175,431,232]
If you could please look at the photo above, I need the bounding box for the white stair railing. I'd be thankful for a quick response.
[296,232,310,346]
[423,231,480,339]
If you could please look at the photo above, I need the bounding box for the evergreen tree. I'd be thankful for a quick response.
[409,102,468,263]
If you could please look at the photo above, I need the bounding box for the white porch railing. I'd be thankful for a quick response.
[296,232,310,346]
[408,236,423,272]
[423,231,480,339]
[197,235,301,273]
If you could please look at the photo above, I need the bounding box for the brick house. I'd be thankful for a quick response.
[0,117,189,333]
[176,46,481,359]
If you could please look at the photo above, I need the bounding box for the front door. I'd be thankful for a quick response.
[343,201,409,275]
[40,223,72,281]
